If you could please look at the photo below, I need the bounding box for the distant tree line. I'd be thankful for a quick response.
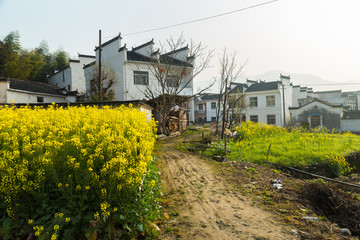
[0,31,70,82]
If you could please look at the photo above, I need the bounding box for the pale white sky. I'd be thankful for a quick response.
[1,0,360,90]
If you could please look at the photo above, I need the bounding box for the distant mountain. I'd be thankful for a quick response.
[239,70,356,92]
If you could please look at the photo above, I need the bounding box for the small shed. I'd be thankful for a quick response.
[289,99,343,129]
[341,111,360,132]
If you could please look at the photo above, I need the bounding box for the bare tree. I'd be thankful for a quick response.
[89,63,117,101]
[134,35,214,135]
[215,48,246,139]
[228,88,247,127]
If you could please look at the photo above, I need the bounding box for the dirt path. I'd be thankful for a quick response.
[155,135,297,240]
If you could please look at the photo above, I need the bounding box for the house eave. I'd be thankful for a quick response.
[7,88,66,97]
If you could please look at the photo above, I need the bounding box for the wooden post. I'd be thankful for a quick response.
[266,144,271,162]
[201,132,204,156]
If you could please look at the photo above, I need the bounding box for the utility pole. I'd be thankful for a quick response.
[282,83,286,126]
[98,30,102,101]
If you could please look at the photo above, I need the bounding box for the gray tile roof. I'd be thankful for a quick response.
[245,81,279,92]
[1,77,68,96]
[127,50,193,67]
[229,83,247,93]
[289,99,343,110]
[200,93,219,100]
[342,111,360,120]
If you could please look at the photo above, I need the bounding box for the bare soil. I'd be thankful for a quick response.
[154,133,296,240]
[154,132,360,240]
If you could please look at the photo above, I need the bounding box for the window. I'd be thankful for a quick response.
[266,95,275,107]
[211,102,216,110]
[267,115,276,125]
[37,97,44,103]
[198,104,204,111]
[166,75,178,88]
[211,117,216,122]
[310,115,321,128]
[249,97,258,107]
[134,71,149,85]
[250,115,258,122]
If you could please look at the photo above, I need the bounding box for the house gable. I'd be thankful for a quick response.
[289,99,342,129]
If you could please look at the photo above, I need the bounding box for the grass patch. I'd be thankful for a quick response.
[229,122,360,177]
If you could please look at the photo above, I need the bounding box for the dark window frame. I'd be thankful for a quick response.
[198,104,204,111]
[267,114,276,125]
[250,115,258,122]
[134,71,149,85]
[266,95,275,107]
[37,97,44,103]
[249,97,258,107]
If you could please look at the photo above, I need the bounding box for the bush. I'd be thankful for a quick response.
[0,105,161,239]
[206,141,226,156]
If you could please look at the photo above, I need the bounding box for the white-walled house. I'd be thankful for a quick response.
[315,90,360,111]
[0,77,76,104]
[84,34,195,122]
[341,111,360,132]
[48,54,95,95]
[194,93,220,123]
[289,99,343,129]
[244,75,293,126]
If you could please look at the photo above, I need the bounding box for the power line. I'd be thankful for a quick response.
[122,0,279,37]
[306,83,360,86]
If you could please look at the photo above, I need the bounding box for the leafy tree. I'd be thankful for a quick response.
[0,31,70,82]
[52,49,70,71]
[0,31,21,77]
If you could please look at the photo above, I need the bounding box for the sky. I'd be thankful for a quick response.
[1,0,360,91]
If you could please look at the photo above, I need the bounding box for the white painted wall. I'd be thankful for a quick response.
[133,43,153,57]
[72,56,96,94]
[315,91,344,106]
[289,101,342,120]
[0,81,8,102]
[48,55,95,95]
[245,89,283,126]
[48,67,71,90]
[342,119,360,132]
[95,36,122,63]
[7,90,68,103]
[205,100,218,122]
[281,83,293,125]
